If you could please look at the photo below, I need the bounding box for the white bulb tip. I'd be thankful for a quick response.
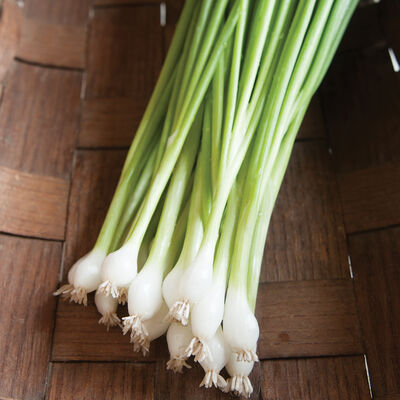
[200,370,227,389]
[166,358,191,373]
[53,283,73,297]
[117,287,128,305]
[98,280,127,304]
[122,315,149,343]
[184,337,211,362]
[122,316,151,356]
[98,313,121,331]
[223,376,253,398]
[54,284,88,306]
[166,300,190,325]
[236,349,259,362]
[133,338,150,356]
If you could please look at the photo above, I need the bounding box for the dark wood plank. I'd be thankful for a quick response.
[296,95,325,139]
[262,356,371,400]
[164,23,176,56]
[156,359,261,400]
[380,0,400,55]
[0,0,22,83]
[349,227,400,398]
[0,61,81,178]
[165,0,184,25]
[23,0,90,26]
[0,234,61,400]
[52,297,168,361]
[339,163,400,233]
[321,46,400,174]
[376,396,400,400]
[47,362,155,400]
[80,5,163,147]
[93,0,158,4]
[0,166,69,240]
[17,18,85,68]
[339,2,385,52]
[80,98,141,148]
[163,0,184,52]
[262,141,349,283]
[256,279,362,359]
[61,150,125,277]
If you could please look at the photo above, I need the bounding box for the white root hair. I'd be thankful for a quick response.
[98,281,127,305]
[132,336,150,356]
[54,284,88,306]
[236,349,259,362]
[166,300,190,325]
[184,337,211,362]
[166,358,191,374]
[200,369,226,389]
[98,312,121,331]
[223,375,253,398]
[122,315,149,343]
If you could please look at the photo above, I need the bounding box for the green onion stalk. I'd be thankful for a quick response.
[98,0,241,302]
[55,0,357,396]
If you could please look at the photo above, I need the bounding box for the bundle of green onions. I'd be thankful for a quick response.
[55,0,356,396]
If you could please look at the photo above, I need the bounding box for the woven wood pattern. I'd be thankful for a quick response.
[0,1,399,399]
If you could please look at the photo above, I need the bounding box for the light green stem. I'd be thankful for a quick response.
[125,1,240,250]
[144,110,202,273]
[247,103,308,310]
[229,0,317,291]
[121,0,197,176]
[110,142,159,251]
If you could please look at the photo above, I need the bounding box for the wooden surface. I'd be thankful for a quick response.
[256,279,362,359]
[0,0,21,83]
[0,234,61,399]
[0,166,69,239]
[349,228,400,398]
[0,1,399,399]
[262,140,349,282]
[47,363,155,400]
[262,356,371,400]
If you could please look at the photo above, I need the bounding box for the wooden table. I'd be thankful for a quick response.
[0,0,399,399]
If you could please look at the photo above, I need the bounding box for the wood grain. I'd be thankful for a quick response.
[52,297,168,361]
[321,46,400,174]
[379,0,400,55]
[296,95,325,139]
[262,141,349,283]
[79,98,142,148]
[0,61,81,178]
[85,6,161,98]
[47,362,155,400]
[0,234,61,400]
[60,150,125,277]
[164,0,184,25]
[163,0,184,52]
[0,166,69,240]
[93,0,158,4]
[80,5,162,147]
[156,359,261,400]
[256,279,362,359]
[376,396,400,400]
[349,227,400,398]
[23,0,90,26]
[262,356,371,400]
[17,18,86,68]
[0,0,22,83]
[339,163,400,233]
[339,2,385,52]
